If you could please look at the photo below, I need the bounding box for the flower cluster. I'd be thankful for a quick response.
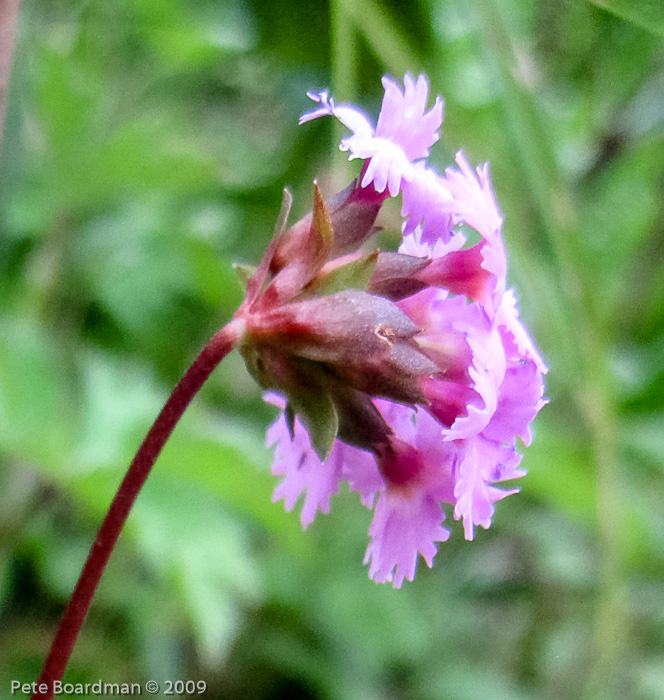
[239,74,547,587]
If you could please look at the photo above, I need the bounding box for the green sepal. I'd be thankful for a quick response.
[288,387,338,462]
[305,250,379,298]
[233,263,257,290]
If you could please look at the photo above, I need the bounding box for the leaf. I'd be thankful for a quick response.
[589,0,664,37]
[130,476,262,663]
[287,388,339,462]
[75,199,196,334]
[0,316,74,472]
[72,353,165,476]
[151,425,309,556]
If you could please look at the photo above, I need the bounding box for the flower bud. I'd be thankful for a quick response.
[236,182,441,460]
[269,178,386,275]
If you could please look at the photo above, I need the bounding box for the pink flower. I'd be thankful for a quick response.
[497,289,549,374]
[257,73,547,586]
[444,152,503,241]
[392,238,546,539]
[266,393,458,586]
[362,402,454,586]
[374,75,443,162]
[300,74,443,197]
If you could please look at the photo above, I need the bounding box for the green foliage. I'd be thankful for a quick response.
[589,0,664,36]
[1,0,663,699]
[289,387,339,462]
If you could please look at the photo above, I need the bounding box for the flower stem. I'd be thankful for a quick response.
[31,318,245,700]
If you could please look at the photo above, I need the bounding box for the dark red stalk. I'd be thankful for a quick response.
[32,318,245,700]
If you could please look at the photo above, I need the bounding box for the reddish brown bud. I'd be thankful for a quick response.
[368,247,493,305]
[368,252,430,300]
[332,387,394,452]
[270,179,385,275]
[257,182,335,309]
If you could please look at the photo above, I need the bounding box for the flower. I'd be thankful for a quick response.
[301,74,443,197]
[242,74,547,587]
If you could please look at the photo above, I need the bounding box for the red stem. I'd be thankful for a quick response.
[32,318,245,699]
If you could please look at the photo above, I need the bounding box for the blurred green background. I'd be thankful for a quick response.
[1,0,663,698]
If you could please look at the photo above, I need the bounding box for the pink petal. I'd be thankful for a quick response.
[453,436,523,540]
[376,74,444,162]
[445,305,506,440]
[267,410,343,529]
[497,290,549,373]
[401,164,454,241]
[484,361,547,447]
[364,490,449,587]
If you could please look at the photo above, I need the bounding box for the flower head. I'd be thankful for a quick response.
[301,74,443,196]
[237,74,547,587]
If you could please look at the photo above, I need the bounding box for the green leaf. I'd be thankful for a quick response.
[69,420,309,557]
[288,389,338,462]
[72,353,165,476]
[142,422,309,556]
[589,0,664,36]
[0,317,74,472]
[130,476,262,662]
